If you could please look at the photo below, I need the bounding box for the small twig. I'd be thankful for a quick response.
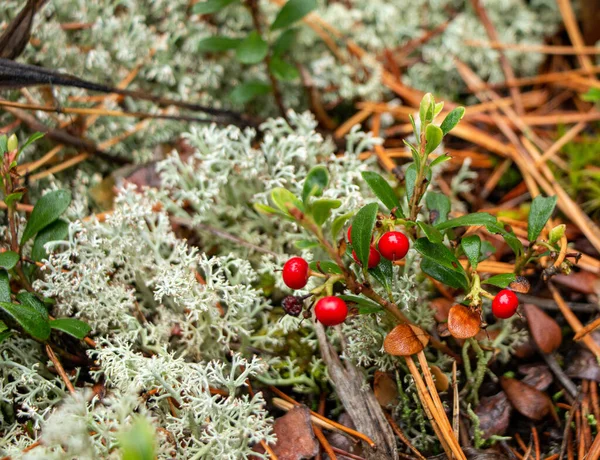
[313,425,337,460]
[452,360,460,442]
[383,411,426,460]
[45,344,75,394]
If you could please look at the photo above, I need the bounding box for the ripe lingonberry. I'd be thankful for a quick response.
[352,246,380,269]
[315,296,348,326]
[378,231,409,261]
[282,295,304,316]
[492,289,519,319]
[282,257,309,289]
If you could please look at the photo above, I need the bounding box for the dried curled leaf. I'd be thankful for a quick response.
[384,324,429,356]
[475,392,512,438]
[374,371,398,407]
[500,377,551,421]
[447,304,481,339]
[523,303,562,354]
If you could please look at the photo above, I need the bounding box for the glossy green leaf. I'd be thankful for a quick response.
[312,198,341,225]
[414,238,468,289]
[425,125,443,154]
[527,195,558,242]
[485,222,524,258]
[421,259,469,290]
[351,203,378,268]
[435,213,497,231]
[408,114,418,137]
[50,318,92,339]
[295,239,319,249]
[406,164,431,201]
[0,270,9,303]
[269,56,299,81]
[271,0,317,30]
[17,292,48,320]
[230,81,271,104]
[461,235,481,270]
[309,260,342,275]
[4,192,23,207]
[0,301,50,341]
[19,132,44,154]
[198,36,242,52]
[403,139,421,170]
[425,191,450,224]
[21,190,71,245]
[119,416,157,460]
[338,294,383,314]
[416,221,443,244]
[368,257,393,292]
[270,187,304,214]
[482,273,516,288]
[236,31,268,64]
[272,28,297,56]
[430,153,451,168]
[302,166,329,202]
[419,93,434,124]
[0,251,19,270]
[361,171,403,215]
[331,211,355,240]
[193,0,238,14]
[440,107,465,135]
[32,219,69,262]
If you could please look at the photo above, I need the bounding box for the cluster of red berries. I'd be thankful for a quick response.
[491,289,519,319]
[348,226,410,269]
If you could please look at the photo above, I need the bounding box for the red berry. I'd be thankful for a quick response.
[378,231,409,261]
[347,225,352,243]
[315,296,348,326]
[492,289,519,319]
[282,257,309,290]
[352,246,380,268]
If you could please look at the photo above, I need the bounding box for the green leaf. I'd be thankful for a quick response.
[272,29,297,56]
[581,88,600,103]
[295,239,319,249]
[482,273,516,289]
[331,211,355,240]
[527,195,558,242]
[271,0,316,30]
[403,139,421,170]
[4,192,23,207]
[21,190,71,245]
[32,219,69,262]
[253,203,291,219]
[351,203,379,268]
[19,132,44,154]
[0,301,50,341]
[0,135,7,155]
[193,0,239,14]
[0,251,19,270]
[309,260,342,275]
[486,222,524,258]
[50,318,92,339]
[361,171,403,215]
[433,102,444,118]
[435,213,497,231]
[461,235,481,270]
[230,81,271,104]
[0,330,12,344]
[0,270,9,303]
[425,192,450,224]
[302,166,329,202]
[368,257,393,292]
[338,294,383,314]
[425,125,443,154]
[419,93,434,124]
[271,187,304,214]
[440,107,465,135]
[312,199,341,225]
[17,292,48,320]
[408,114,418,137]
[416,221,443,243]
[236,31,268,64]
[430,153,451,168]
[0,320,6,333]
[269,56,299,81]
[198,36,243,52]
[414,238,468,289]
[406,164,431,201]
[119,416,157,460]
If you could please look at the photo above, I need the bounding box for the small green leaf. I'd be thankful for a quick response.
[269,56,299,81]
[272,29,296,56]
[0,135,7,155]
[419,93,434,124]
[486,222,524,258]
[433,102,444,118]
[230,81,271,104]
[414,238,468,289]
[425,125,443,154]
[548,224,566,244]
[527,195,558,242]
[408,114,418,137]
[482,273,516,288]
[271,0,316,30]
[32,219,69,262]
[425,192,450,224]
[0,320,7,333]
[0,301,50,341]
[271,187,304,215]
[421,259,469,290]
[119,416,157,460]
[417,222,443,243]
[0,270,9,303]
[50,318,92,339]
[461,235,481,270]
[312,199,341,225]
[4,192,23,207]
[368,258,393,292]
[236,31,268,64]
[351,203,379,268]
[435,213,497,231]
[403,139,421,170]
[440,107,465,135]
[302,166,329,202]
[193,0,239,14]
[405,164,431,201]
[338,294,383,314]
[198,36,243,52]
[295,239,319,249]
[0,330,12,344]
[0,251,19,270]
[361,171,403,215]
[581,88,600,103]
[253,203,290,219]
[331,211,355,240]
[21,190,71,245]
[18,132,44,155]
[310,260,342,275]
[17,292,48,320]
[430,153,451,168]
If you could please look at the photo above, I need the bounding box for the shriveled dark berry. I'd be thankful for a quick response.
[282,295,304,317]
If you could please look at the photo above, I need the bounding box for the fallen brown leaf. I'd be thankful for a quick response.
[518,363,553,391]
[523,303,562,353]
[500,377,552,420]
[374,371,398,407]
[474,392,512,438]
